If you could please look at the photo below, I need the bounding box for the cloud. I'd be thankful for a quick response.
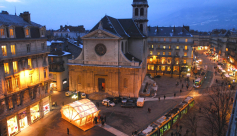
[0,5,5,8]
[5,0,20,2]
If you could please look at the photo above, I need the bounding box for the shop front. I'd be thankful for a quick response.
[18,109,28,131]
[7,116,18,136]
[42,97,50,115]
[50,82,57,91]
[30,103,40,123]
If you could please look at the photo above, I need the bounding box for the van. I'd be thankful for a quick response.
[137,97,145,107]
[65,91,73,96]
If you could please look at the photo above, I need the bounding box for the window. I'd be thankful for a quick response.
[163,52,165,55]
[184,52,187,56]
[151,45,153,48]
[28,58,32,68]
[167,66,171,71]
[124,78,128,88]
[157,52,160,55]
[164,38,166,42]
[169,45,171,49]
[161,66,166,71]
[185,39,188,42]
[4,63,9,74]
[16,94,21,106]
[11,45,15,55]
[163,46,166,49]
[135,8,138,16]
[168,52,171,55]
[184,46,188,50]
[148,65,154,70]
[44,68,47,78]
[149,57,152,62]
[176,46,179,49]
[14,77,19,88]
[25,29,29,36]
[41,43,45,51]
[226,48,228,51]
[8,97,13,109]
[9,29,14,36]
[156,66,160,71]
[5,78,12,92]
[183,60,187,64]
[157,45,160,48]
[140,24,143,32]
[177,39,179,42]
[1,45,7,56]
[140,8,144,16]
[0,29,4,36]
[167,59,171,64]
[169,38,172,42]
[150,51,153,55]
[30,74,33,83]
[13,61,18,72]
[41,30,45,37]
[53,74,57,81]
[26,44,31,53]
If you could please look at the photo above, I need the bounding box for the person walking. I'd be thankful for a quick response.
[180,89,182,93]
[164,95,166,100]
[67,128,69,135]
[158,97,160,101]
[148,108,151,113]
[174,93,176,97]
[100,116,104,123]
[102,120,105,126]
[98,115,101,123]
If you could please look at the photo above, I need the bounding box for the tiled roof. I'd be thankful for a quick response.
[0,13,41,27]
[90,15,145,38]
[148,26,192,37]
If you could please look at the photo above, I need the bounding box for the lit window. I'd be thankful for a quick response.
[163,46,166,49]
[164,38,166,42]
[183,60,187,64]
[151,45,153,48]
[1,45,7,56]
[149,57,152,62]
[156,66,160,71]
[167,66,171,71]
[157,52,160,55]
[167,59,171,64]
[148,65,154,70]
[150,51,153,55]
[185,39,188,42]
[168,52,171,55]
[11,45,15,55]
[4,63,9,74]
[161,66,166,71]
[169,46,171,49]
[185,46,188,50]
[176,60,179,64]
[176,46,179,49]
[28,58,32,68]
[9,29,14,36]
[14,77,19,88]
[0,29,4,36]
[163,52,165,55]
[25,29,29,36]
[13,61,18,72]
[184,52,187,56]
[226,48,228,51]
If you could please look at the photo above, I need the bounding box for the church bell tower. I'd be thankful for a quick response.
[132,0,149,36]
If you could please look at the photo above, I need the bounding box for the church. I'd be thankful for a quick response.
[68,0,149,97]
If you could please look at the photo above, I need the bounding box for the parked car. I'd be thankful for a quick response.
[121,102,136,108]
[106,97,114,102]
[122,97,128,104]
[65,91,73,96]
[137,97,145,107]
[113,97,122,104]
[102,99,115,107]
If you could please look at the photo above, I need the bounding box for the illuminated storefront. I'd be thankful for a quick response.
[18,109,28,131]
[30,104,40,123]
[7,116,18,136]
[50,82,57,91]
[42,97,50,115]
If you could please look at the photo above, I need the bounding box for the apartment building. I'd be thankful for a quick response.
[147,26,194,77]
[0,11,51,136]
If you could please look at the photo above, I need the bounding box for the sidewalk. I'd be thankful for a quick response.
[97,124,129,136]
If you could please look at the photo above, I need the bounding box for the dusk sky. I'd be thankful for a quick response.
[0,0,236,30]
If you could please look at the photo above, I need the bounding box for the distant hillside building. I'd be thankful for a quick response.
[54,25,87,39]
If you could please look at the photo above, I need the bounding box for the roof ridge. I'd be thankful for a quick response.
[116,19,130,37]
[105,15,121,37]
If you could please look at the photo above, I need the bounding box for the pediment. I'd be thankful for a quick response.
[82,29,120,39]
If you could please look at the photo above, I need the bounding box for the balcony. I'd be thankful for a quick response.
[0,47,50,60]
[49,60,64,65]
[49,67,65,72]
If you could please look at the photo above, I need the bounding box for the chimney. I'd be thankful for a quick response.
[20,11,31,23]
[60,25,63,30]
[1,11,9,15]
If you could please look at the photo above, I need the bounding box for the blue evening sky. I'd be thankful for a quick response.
[0,0,236,30]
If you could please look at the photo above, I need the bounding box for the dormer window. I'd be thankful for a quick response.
[25,29,30,37]
[0,28,5,38]
[41,29,45,37]
[9,28,14,37]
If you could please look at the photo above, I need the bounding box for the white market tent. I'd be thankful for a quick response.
[61,99,100,131]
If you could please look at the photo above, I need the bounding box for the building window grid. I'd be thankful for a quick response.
[9,29,14,37]
[184,46,188,50]
[4,63,9,74]
[11,45,15,55]
[184,52,187,56]
[176,46,179,49]
[13,61,18,73]
[25,29,29,36]
[0,29,4,36]
[41,43,45,51]
[28,58,32,69]
[1,45,7,56]
[26,44,31,53]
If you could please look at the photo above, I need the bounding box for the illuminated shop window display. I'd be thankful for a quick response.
[7,116,18,136]
[43,97,50,115]
[30,104,40,123]
[18,111,28,130]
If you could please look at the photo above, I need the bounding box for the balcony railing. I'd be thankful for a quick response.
[0,47,50,60]
[49,60,64,65]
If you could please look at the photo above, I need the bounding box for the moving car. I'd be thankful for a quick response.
[137,97,145,107]
[102,99,115,107]
[65,91,73,96]
[121,102,136,108]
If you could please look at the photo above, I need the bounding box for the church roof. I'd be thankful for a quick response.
[133,0,147,2]
[90,15,145,38]
[148,26,193,37]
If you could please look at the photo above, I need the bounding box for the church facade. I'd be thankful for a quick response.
[68,0,149,97]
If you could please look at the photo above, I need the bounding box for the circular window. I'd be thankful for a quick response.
[95,44,107,56]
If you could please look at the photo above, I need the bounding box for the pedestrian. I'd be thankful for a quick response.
[104,115,106,123]
[171,132,174,136]
[100,116,104,123]
[180,89,182,93]
[158,97,160,101]
[132,131,134,136]
[134,130,137,135]
[186,85,188,89]
[95,116,98,124]
[216,79,218,83]
[180,125,182,131]
[98,115,101,123]
[96,102,99,107]
[174,93,176,97]
[199,107,201,113]
[102,120,105,126]
[193,79,194,83]
[164,95,166,100]
[148,108,151,113]
[182,84,183,88]
[67,128,69,135]
[107,102,109,107]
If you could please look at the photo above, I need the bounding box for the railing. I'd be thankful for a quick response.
[49,67,65,72]
[49,60,64,65]
[0,47,50,60]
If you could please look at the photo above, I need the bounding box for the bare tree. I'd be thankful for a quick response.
[199,86,234,136]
